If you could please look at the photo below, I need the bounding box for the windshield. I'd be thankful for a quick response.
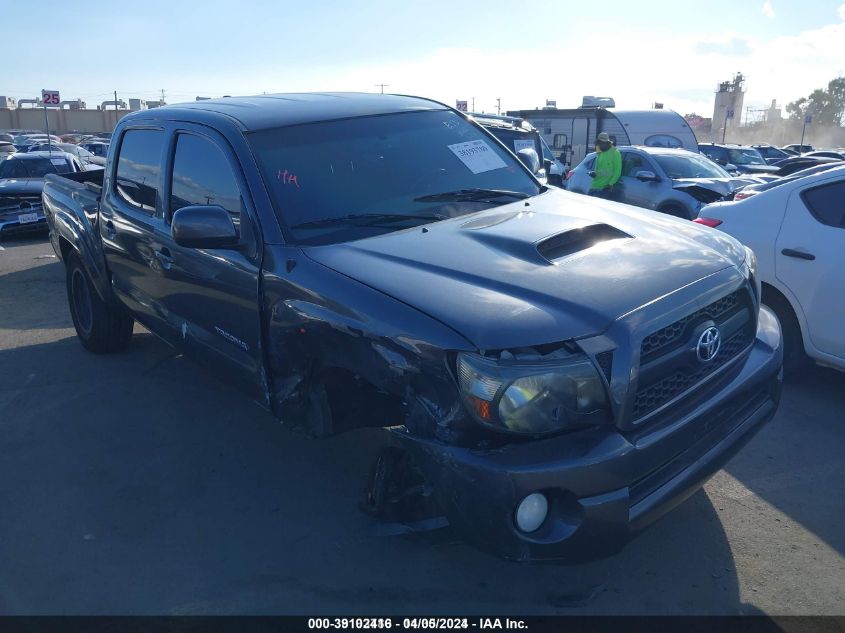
[249,110,540,245]
[654,153,730,179]
[0,157,68,178]
[727,148,766,165]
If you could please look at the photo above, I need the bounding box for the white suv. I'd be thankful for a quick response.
[696,165,845,372]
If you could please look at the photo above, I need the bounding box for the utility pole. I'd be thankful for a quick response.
[161,88,166,105]
[43,98,51,157]
[800,111,811,149]
[375,83,389,94]
[496,98,501,115]
[472,97,475,111]
[114,90,118,108]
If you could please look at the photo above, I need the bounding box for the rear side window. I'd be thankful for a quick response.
[115,129,164,213]
[801,181,845,228]
[169,133,243,228]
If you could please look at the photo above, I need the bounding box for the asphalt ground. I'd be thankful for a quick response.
[1,233,843,615]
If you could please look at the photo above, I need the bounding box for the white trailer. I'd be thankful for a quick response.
[507,106,699,169]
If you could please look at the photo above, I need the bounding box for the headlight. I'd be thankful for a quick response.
[456,352,609,435]
[743,245,761,302]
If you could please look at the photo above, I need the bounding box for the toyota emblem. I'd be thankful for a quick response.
[19,201,31,211]
[696,326,721,363]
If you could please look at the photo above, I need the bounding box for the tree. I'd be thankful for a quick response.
[786,77,845,126]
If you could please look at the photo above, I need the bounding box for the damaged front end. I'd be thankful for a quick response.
[673,181,734,204]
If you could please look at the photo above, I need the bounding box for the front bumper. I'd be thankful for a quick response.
[0,212,47,236]
[397,307,783,562]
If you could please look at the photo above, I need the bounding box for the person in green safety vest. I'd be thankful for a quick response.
[588,132,622,199]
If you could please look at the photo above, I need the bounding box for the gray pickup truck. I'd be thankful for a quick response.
[43,93,783,562]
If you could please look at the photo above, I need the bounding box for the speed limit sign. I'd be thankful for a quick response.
[41,90,60,106]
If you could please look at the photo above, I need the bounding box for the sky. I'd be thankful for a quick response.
[3,0,845,119]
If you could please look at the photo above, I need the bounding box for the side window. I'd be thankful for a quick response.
[553,134,568,149]
[621,153,650,177]
[115,129,164,214]
[801,181,845,229]
[169,133,243,229]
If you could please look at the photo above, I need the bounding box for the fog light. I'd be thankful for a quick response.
[515,492,548,533]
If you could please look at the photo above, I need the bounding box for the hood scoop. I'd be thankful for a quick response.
[536,223,631,262]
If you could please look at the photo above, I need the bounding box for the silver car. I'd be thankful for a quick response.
[565,146,763,220]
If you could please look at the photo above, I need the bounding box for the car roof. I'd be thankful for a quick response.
[120,92,449,133]
[11,151,72,160]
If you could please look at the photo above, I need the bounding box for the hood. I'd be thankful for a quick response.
[303,189,745,350]
[736,164,777,175]
[0,178,46,196]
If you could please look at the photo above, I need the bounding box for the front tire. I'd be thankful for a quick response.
[66,253,134,353]
[762,287,809,372]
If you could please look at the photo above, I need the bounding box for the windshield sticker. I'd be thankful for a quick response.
[277,169,300,188]
[513,139,535,154]
[50,158,66,166]
[447,140,507,174]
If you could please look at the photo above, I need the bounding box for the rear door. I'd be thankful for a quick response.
[100,127,173,339]
[153,126,266,401]
[775,177,845,361]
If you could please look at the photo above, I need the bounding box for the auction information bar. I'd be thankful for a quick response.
[0,617,842,633]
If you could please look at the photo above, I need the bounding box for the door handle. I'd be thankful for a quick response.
[103,219,116,238]
[154,247,173,270]
[781,248,815,261]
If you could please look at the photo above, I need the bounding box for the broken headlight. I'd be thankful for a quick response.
[456,352,609,435]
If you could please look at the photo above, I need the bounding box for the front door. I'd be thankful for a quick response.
[153,127,267,402]
[775,177,845,361]
[617,151,661,210]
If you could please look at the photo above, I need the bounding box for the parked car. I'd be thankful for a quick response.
[0,142,16,156]
[733,162,845,200]
[43,93,781,561]
[783,144,813,154]
[696,165,845,372]
[471,113,549,185]
[803,150,845,161]
[26,142,106,167]
[80,141,109,158]
[751,144,792,165]
[0,133,15,144]
[771,156,842,176]
[0,152,90,236]
[566,146,762,219]
[698,143,775,176]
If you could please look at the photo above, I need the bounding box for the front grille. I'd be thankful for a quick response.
[640,291,740,364]
[0,195,42,212]
[633,330,752,419]
[632,287,756,422]
[595,350,613,381]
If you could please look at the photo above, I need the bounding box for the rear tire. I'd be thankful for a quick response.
[762,287,809,372]
[66,253,134,353]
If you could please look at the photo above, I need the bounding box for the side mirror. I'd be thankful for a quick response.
[543,158,553,173]
[516,147,541,175]
[636,170,659,182]
[725,163,738,173]
[171,205,238,249]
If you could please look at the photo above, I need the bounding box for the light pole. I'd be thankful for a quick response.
[375,84,389,94]
[496,98,501,115]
